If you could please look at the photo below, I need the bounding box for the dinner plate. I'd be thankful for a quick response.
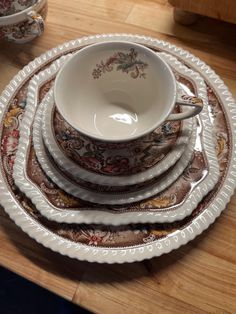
[0,34,234,263]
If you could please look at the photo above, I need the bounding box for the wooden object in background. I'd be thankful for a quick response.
[1,0,236,313]
[174,8,199,25]
[169,0,236,25]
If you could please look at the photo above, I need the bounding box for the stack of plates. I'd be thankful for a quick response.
[0,34,235,263]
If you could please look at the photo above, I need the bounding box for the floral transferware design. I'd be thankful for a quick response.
[37,135,198,197]
[0,0,35,16]
[53,108,182,176]
[207,87,229,172]
[0,39,231,256]
[29,71,204,209]
[0,0,11,15]
[1,100,23,184]
[43,65,195,188]
[12,53,220,216]
[92,48,148,79]
[42,142,177,194]
[0,1,47,43]
[18,0,32,5]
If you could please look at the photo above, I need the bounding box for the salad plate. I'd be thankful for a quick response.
[42,56,194,187]
[32,86,196,205]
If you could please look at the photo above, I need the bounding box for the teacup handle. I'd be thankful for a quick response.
[27,10,45,38]
[167,94,203,121]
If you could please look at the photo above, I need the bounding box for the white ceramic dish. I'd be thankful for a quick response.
[54,41,202,142]
[33,87,196,205]
[13,51,219,223]
[42,64,194,186]
[0,34,233,264]
[0,0,47,43]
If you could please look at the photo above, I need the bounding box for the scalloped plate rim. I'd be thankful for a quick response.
[0,33,234,263]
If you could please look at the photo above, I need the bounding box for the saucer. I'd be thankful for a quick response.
[13,51,219,223]
[42,79,193,186]
[0,34,233,263]
[33,88,196,204]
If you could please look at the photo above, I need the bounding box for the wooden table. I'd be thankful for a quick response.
[1,1,236,313]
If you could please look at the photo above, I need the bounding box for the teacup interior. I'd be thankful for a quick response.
[0,0,36,16]
[55,42,176,141]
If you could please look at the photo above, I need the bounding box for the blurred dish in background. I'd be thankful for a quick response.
[0,0,47,43]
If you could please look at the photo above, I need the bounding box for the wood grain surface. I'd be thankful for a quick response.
[1,1,236,313]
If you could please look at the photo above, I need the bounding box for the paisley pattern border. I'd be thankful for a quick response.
[0,34,235,263]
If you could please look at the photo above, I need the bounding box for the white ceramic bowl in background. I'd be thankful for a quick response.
[54,41,203,143]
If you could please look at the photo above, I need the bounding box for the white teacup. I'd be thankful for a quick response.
[54,41,203,142]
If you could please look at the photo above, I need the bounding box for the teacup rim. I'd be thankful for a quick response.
[54,41,177,143]
[0,0,45,25]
